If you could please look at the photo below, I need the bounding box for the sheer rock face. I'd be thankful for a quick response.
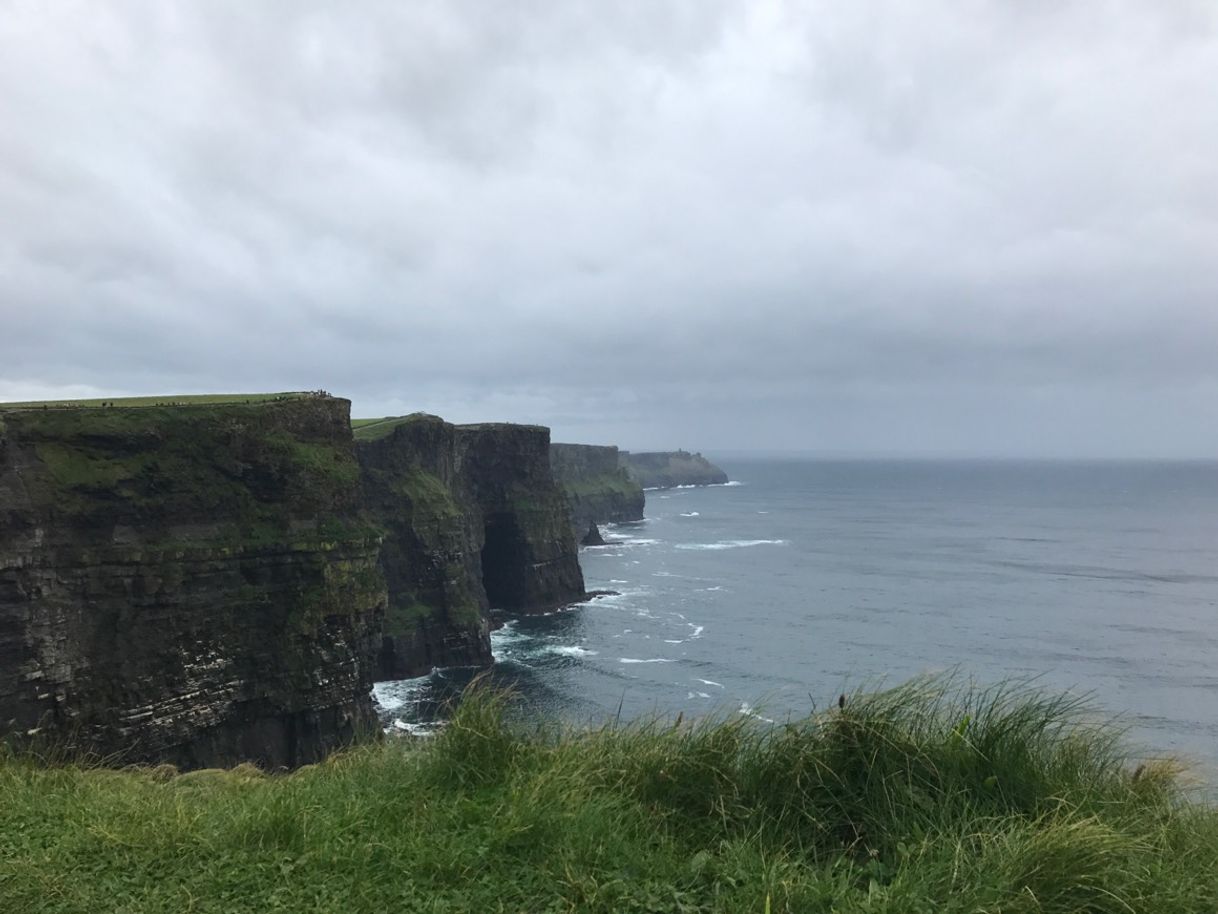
[357,415,490,680]
[357,417,586,680]
[549,443,645,539]
[620,450,729,489]
[0,397,387,770]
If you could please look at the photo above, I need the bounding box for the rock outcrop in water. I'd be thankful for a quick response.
[356,416,587,680]
[620,450,729,489]
[549,443,645,539]
[0,395,387,770]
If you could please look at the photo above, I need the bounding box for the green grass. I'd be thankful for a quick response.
[3,677,1217,913]
[561,473,643,500]
[0,392,313,410]
[351,414,435,441]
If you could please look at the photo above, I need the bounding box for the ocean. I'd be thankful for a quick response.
[374,457,1218,772]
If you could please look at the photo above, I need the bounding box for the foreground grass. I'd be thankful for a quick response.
[3,680,1217,913]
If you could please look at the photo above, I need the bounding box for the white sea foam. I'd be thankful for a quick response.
[686,691,712,700]
[373,677,431,712]
[688,625,705,638]
[390,719,444,737]
[664,639,684,644]
[695,678,724,688]
[679,511,700,517]
[619,657,676,664]
[548,645,598,657]
[713,481,743,487]
[739,703,775,723]
[603,535,659,547]
[675,539,787,551]
[701,586,723,592]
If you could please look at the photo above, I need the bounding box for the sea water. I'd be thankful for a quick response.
[375,458,1218,771]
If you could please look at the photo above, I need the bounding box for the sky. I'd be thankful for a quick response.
[1,1,1216,457]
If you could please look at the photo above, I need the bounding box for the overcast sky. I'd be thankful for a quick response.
[1,2,1216,456]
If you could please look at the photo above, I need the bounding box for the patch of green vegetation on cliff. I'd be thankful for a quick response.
[390,468,462,519]
[9,400,363,527]
[561,474,642,499]
[384,598,436,634]
[264,431,360,488]
[33,440,152,489]
[383,588,481,636]
[3,678,1218,913]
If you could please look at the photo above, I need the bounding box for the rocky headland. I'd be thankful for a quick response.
[549,443,645,541]
[621,449,729,489]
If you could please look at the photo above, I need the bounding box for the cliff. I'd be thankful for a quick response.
[0,394,387,770]
[620,450,729,489]
[356,416,586,680]
[549,443,645,539]
[355,415,489,680]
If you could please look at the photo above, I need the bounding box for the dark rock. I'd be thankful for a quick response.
[0,396,387,770]
[456,423,587,613]
[581,521,607,546]
[550,443,645,537]
[356,416,587,680]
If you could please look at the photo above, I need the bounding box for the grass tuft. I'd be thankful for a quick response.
[2,677,1217,912]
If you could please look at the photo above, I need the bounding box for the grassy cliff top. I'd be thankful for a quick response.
[0,392,318,411]
[2,677,1216,913]
[352,413,443,441]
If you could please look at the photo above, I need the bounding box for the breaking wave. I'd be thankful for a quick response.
[675,539,787,551]
[619,657,676,664]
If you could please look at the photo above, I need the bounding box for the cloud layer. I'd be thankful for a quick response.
[2,1,1216,455]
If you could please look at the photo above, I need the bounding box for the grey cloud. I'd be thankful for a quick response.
[1,1,1216,455]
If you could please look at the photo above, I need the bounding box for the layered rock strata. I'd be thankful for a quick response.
[549,443,645,539]
[621,450,729,489]
[356,416,587,680]
[0,395,387,769]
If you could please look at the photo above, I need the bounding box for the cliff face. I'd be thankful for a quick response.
[621,450,729,489]
[356,415,489,680]
[356,417,586,680]
[0,396,386,770]
[549,443,645,538]
[457,424,587,613]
